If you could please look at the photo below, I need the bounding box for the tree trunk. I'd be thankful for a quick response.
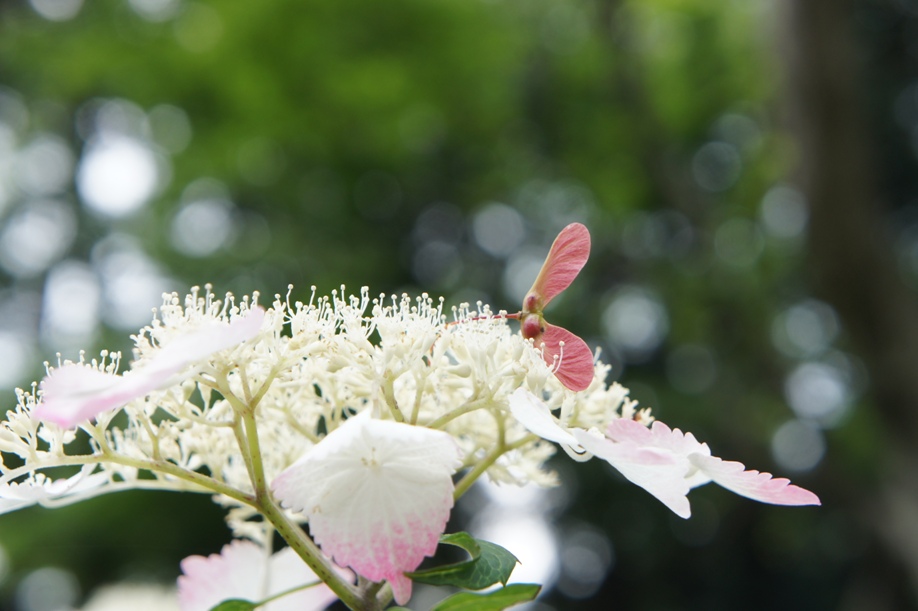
[779,0,918,606]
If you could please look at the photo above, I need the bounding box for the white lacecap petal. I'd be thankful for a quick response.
[271,416,462,605]
[574,428,693,518]
[508,388,581,449]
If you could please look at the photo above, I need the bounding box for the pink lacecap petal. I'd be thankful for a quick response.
[526,223,591,308]
[271,416,462,605]
[34,307,265,428]
[607,419,709,458]
[608,418,820,510]
[153,306,265,375]
[689,454,821,507]
[178,540,345,611]
[34,365,164,427]
[179,540,267,611]
[539,323,594,392]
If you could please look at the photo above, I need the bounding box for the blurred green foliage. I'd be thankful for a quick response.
[0,0,912,609]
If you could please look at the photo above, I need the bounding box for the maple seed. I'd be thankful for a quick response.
[511,223,595,392]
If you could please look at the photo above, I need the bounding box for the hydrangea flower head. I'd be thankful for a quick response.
[1,266,820,609]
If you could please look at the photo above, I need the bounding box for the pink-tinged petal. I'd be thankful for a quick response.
[539,323,594,392]
[34,307,264,427]
[508,388,581,448]
[178,540,346,611]
[607,419,710,458]
[689,454,821,507]
[154,306,265,374]
[525,223,591,309]
[271,416,462,605]
[574,428,693,518]
[34,364,167,427]
[603,418,819,514]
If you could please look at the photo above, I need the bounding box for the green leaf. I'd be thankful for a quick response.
[429,584,541,611]
[440,532,482,557]
[407,532,519,590]
[208,600,258,611]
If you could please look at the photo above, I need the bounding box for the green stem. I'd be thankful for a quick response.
[427,398,489,430]
[254,578,322,606]
[241,411,268,496]
[106,454,257,507]
[259,500,365,610]
[229,374,365,609]
[453,434,537,500]
[382,377,405,423]
[409,373,424,425]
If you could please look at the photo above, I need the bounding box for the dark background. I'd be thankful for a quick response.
[0,0,916,609]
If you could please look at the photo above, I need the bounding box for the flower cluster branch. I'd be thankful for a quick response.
[0,225,818,611]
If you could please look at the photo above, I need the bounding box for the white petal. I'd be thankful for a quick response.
[35,307,264,427]
[573,428,693,518]
[0,467,108,514]
[154,306,266,375]
[178,540,343,611]
[271,416,462,605]
[508,388,581,448]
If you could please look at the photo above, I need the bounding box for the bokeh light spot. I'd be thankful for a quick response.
[29,0,83,21]
[41,261,100,353]
[602,286,669,362]
[0,332,33,388]
[771,299,839,358]
[771,419,826,473]
[713,112,762,152]
[621,211,694,260]
[413,202,463,247]
[0,199,77,278]
[472,511,558,588]
[556,525,613,599]
[0,88,30,135]
[472,202,525,258]
[170,197,237,257]
[77,136,162,217]
[784,361,852,426]
[692,141,741,192]
[760,184,808,239]
[15,567,79,611]
[129,0,182,22]
[412,241,462,289]
[504,249,547,304]
[92,234,174,330]
[14,135,74,197]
